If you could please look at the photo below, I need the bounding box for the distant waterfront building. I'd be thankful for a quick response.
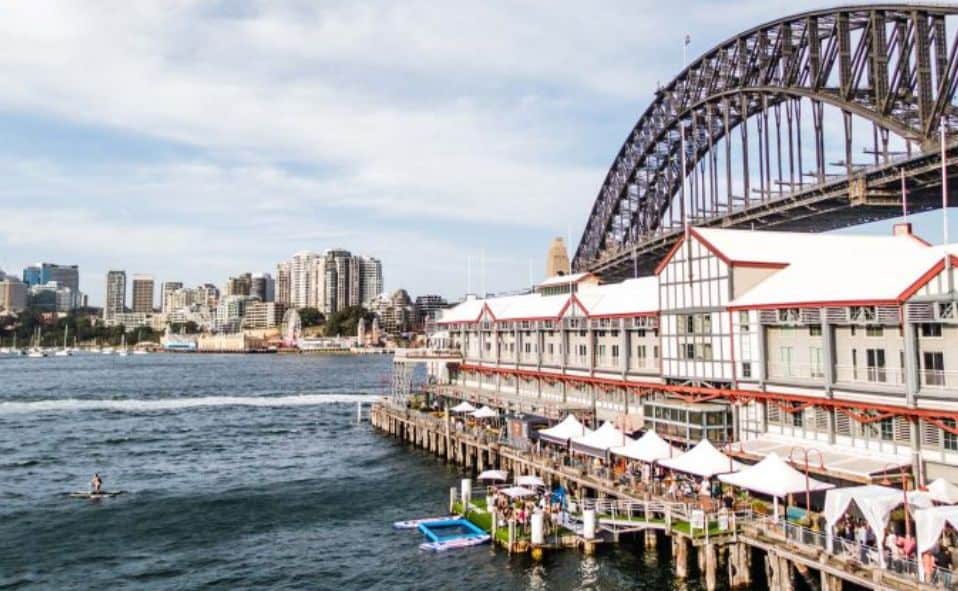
[196,283,220,308]
[371,289,414,336]
[131,275,155,313]
[104,270,127,320]
[161,281,183,314]
[28,282,80,312]
[250,273,275,302]
[359,257,383,306]
[226,272,252,297]
[414,295,448,330]
[243,301,287,329]
[290,251,320,309]
[0,277,28,313]
[214,295,255,333]
[276,262,291,305]
[545,237,571,278]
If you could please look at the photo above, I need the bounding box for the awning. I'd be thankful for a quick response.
[538,414,591,446]
[659,439,743,478]
[517,475,545,488]
[737,434,911,481]
[500,486,536,498]
[928,478,958,504]
[570,421,632,459]
[719,452,834,498]
[471,406,498,419]
[477,470,508,481]
[450,401,477,413]
[611,430,681,463]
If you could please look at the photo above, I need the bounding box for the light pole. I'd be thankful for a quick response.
[880,463,913,540]
[789,447,825,516]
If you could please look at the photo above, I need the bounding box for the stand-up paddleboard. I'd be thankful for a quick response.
[67,490,125,499]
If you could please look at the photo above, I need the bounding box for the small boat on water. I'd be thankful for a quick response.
[117,334,129,357]
[28,328,47,358]
[54,327,72,357]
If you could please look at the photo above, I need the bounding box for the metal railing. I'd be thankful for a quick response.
[835,364,905,386]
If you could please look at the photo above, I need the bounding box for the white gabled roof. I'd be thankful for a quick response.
[611,429,681,463]
[570,421,632,455]
[730,243,955,309]
[538,414,591,444]
[691,227,924,266]
[437,298,486,324]
[579,276,658,317]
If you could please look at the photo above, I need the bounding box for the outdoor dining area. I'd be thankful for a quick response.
[528,412,958,586]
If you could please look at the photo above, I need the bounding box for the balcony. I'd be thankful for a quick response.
[835,364,905,388]
[766,362,826,383]
[921,369,958,390]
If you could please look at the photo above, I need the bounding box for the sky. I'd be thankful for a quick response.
[0,0,955,306]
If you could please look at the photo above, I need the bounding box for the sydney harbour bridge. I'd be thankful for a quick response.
[573,4,958,280]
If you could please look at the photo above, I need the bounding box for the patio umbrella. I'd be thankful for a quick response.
[478,470,509,481]
[471,406,498,419]
[517,475,546,488]
[450,401,476,413]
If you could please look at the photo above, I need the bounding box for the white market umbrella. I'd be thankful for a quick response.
[517,475,546,488]
[450,401,477,413]
[471,406,498,419]
[500,486,536,498]
[478,470,509,482]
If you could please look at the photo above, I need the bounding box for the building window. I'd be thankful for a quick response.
[866,326,884,338]
[922,323,943,338]
[698,343,713,361]
[809,325,822,337]
[780,346,794,377]
[944,420,958,451]
[866,348,886,383]
[810,347,824,378]
[851,348,858,380]
[637,345,647,360]
[924,351,945,386]
[792,410,803,428]
[880,418,894,441]
[739,311,750,332]
[683,343,695,360]
[611,345,619,360]
[742,362,752,378]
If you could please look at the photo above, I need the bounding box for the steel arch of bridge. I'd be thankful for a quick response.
[574,4,958,279]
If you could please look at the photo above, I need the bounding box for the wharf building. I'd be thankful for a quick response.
[434,225,958,485]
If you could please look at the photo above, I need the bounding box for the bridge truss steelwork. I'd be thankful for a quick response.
[574,5,958,280]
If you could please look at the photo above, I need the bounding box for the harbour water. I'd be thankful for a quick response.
[1,354,719,590]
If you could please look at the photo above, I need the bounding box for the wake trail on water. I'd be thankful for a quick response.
[0,394,383,415]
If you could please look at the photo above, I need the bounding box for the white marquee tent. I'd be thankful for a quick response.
[928,478,958,505]
[538,414,592,447]
[719,453,834,519]
[517,475,546,488]
[499,486,536,498]
[824,485,934,566]
[570,421,632,459]
[916,505,958,580]
[450,401,477,413]
[611,430,681,463]
[659,439,743,478]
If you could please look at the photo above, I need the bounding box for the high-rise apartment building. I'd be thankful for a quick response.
[290,251,319,309]
[161,281,183,314]
[131,275,155,313]
[225,273,252,297]
[414,294,448,329]
[250,273,274,302]
[276,263,291,305]
[0,277,28,313]
[359,257,383,305]
[104,271,126,320]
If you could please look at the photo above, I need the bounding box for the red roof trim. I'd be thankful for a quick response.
[688,227,732,265]
[897,255,958,301]
[653,236,685,275]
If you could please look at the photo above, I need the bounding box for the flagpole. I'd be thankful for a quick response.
[901,168,908,222]
[942,115,952,294]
